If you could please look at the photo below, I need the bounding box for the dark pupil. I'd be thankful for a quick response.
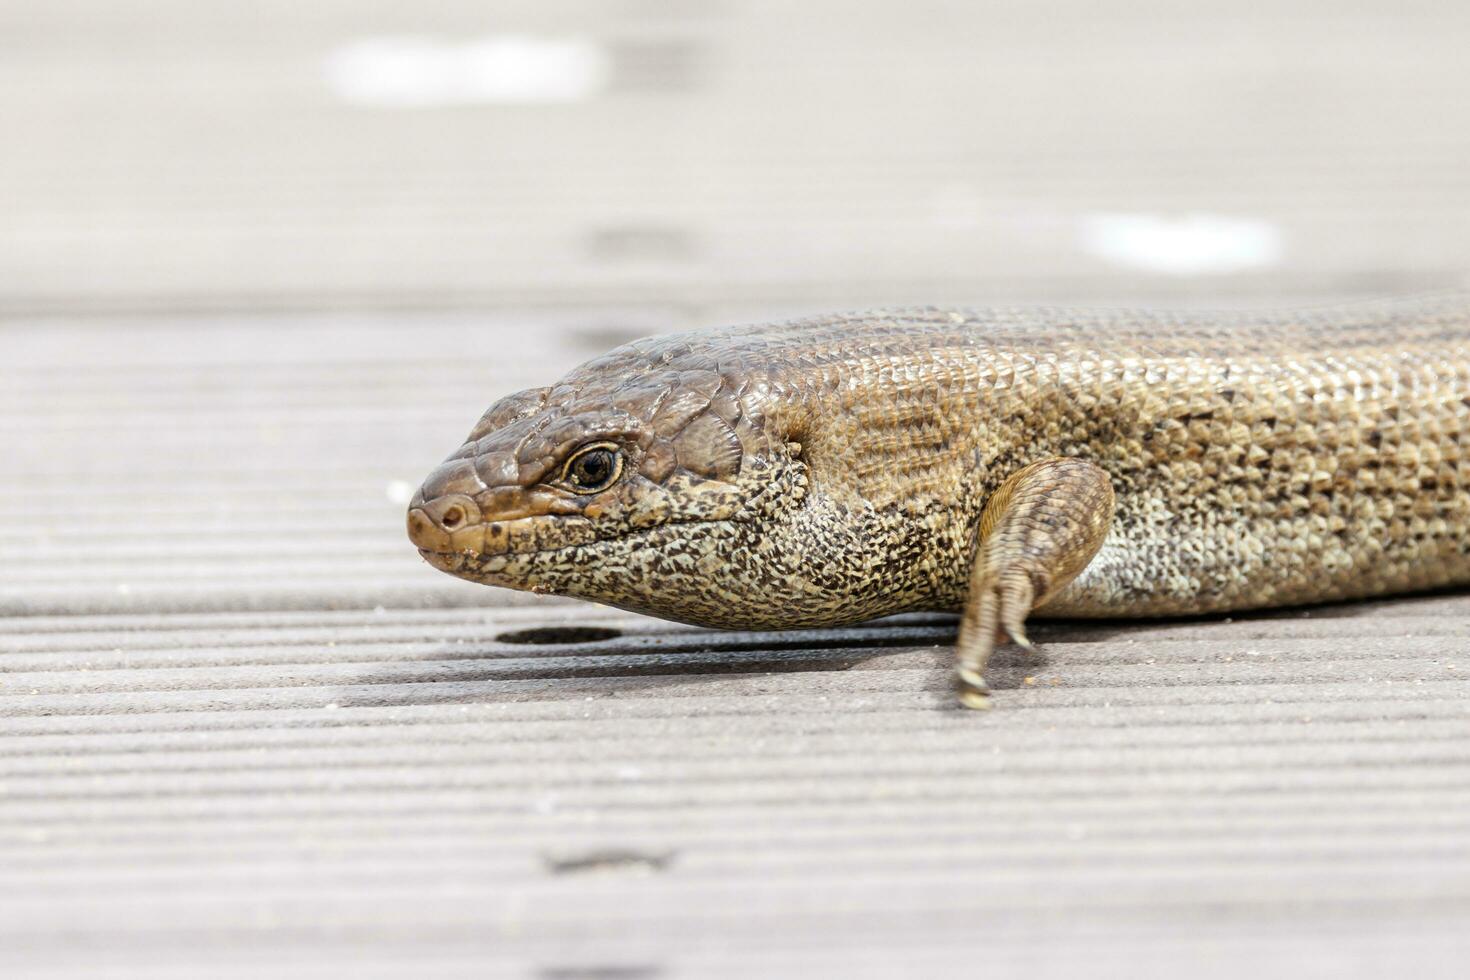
[574,450,612,486]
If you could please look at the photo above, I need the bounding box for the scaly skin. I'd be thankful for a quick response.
[408,294,1470,705]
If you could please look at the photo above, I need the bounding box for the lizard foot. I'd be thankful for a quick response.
[954,457,1114,709]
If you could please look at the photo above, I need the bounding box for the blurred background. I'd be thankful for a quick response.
[4,2,1470,977]
[3,0,1467,319]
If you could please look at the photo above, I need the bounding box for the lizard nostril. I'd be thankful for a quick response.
[441,506,464,529]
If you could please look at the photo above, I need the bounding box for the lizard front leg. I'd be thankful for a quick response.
[956,457,1115,709]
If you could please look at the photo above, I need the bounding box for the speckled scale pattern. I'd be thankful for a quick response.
[409,293,1470,630]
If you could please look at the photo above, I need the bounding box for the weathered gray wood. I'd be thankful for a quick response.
[0,1,1467,314]
[4,0,1470,976]
[3,313,1469,978]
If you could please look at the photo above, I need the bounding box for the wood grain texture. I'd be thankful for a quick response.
[6,0,1470,973]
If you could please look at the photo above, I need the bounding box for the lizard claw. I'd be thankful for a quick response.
[958,687,993,710]
[957,665,988,690]
[956,666,991,710]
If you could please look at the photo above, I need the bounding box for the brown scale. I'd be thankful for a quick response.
[407,293,1470,708]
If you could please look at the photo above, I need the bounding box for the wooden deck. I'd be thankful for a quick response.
[2,2,1469,977]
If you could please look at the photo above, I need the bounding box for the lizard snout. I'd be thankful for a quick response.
[406,491,483,554]
[408,456,490,553]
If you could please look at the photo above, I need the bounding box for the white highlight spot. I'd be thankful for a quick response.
[385,480,414,506]
[324,35,611,107]
[1080,213,1282,275]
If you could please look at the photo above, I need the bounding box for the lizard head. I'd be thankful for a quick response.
[406,341,813,628]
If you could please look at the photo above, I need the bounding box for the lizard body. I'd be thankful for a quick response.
[407,294,1470,705]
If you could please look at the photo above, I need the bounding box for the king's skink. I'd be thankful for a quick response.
[408,293,1470,706]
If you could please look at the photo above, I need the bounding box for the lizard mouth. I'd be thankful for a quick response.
[408,509,599,561]
[414,514,741,581]
[417,546,469,572]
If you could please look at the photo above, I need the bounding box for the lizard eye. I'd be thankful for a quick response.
[561,442,623,494]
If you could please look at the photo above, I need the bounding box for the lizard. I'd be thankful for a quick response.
[406,293,1470,708]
